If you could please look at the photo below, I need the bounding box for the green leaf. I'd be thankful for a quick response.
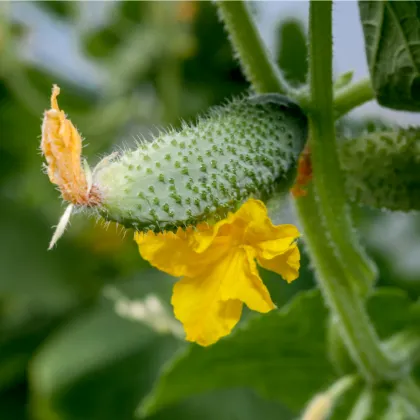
[334,71,354,91]
[366,288,415,339]
[141,287,420,417]
[0,383,28,420]
[140,290,335,416]
[359,1,420,111]
[146,389,293,420]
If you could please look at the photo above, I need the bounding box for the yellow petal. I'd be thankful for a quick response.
[219,247,275,313]
[172,272,242,346]
[188,215,235,253]
[185,200,280,253]
[135,228,229,278]
[235,200,299,245]
[234,199,300,259]
[258,244,301,283]
[167,199,299,259]
[251,232,298,260]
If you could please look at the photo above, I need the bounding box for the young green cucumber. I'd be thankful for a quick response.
[92,94,308,231]
[340,127,420,211]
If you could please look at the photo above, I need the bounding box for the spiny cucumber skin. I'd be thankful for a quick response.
[93,94,308,231]
[340,128,420,211]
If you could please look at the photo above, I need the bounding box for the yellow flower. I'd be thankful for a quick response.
[134,199,300,346]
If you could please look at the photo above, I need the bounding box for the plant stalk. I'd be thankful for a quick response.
[334,78,375,118]
[216,0,288,94]
[295,188,402,381]
[295,77,375,118]
[308,1,376,295]
[300,0,401,381]
[215,0,405,383]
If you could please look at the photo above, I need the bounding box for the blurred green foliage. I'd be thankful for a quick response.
[1,2,420,420]
[275,18,308,86]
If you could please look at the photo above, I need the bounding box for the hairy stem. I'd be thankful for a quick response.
[216,0,288,94]
[301,0,401,381]
[295,188,402,381]
[308,1,376,295]
[295,77,375,118]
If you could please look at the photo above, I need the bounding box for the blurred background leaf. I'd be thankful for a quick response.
[275,18,308,86]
